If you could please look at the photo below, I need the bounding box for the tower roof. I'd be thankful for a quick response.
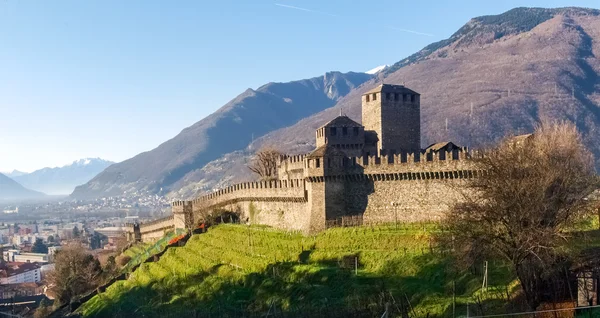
[319,115,362,129]
[424,142,460,152]
[363,84,420,96]
[307,145,347,158]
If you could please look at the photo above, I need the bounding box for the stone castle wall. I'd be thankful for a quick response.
[137,215,176,241]
[277,155,306,180]
[190,178,312,232]
[307,150,475,224]
[129,151,476,241]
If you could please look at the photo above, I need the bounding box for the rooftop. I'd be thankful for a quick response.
[425,142,461,152]
[363,84,420,95]
[0,262,41,278]
[307,145,348,158]
[319,115,362,129]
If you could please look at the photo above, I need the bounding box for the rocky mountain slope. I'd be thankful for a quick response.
[71,72,374,199]
[171,7,600,199]
[14,158,113,195]
[0,173,45,201]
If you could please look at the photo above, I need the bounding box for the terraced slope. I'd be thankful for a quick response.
[79,224,516,317]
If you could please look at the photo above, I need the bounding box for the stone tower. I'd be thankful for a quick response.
[361,84,421,155]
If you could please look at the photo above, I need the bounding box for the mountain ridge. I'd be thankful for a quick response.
[169,6,600,199]
[14,158,114,195]
[71,71,374,199]
[0,173,45,201]
[74,7,600,200]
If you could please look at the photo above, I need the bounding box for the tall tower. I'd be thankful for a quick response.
[361,84,421,154]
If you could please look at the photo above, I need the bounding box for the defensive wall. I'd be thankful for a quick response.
[128,150,477,242]
[307,150,476,225]
[277,154,307,180]
[191,178,311,232]
[127,215,176,242]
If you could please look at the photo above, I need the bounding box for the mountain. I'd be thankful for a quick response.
[71,72,374,199]
[3,170,27,178]
[170,7,600,199]
[0,173,45,201]
[365,65,389,74]
[74,7,600,200]
[14,158,114,195]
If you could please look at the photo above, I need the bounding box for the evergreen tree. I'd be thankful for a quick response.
[90,233,102,250]
[32,238,49,254]
[72,226,80,238]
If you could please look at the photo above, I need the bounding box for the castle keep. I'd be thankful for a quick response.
[128,84,477,242]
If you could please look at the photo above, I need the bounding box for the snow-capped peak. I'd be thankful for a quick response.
[72,158,101,166]
[365,65,389,75]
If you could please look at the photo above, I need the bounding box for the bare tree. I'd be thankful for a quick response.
[47,243,103,305]
[443,121,598,310]
[248,147,281,180]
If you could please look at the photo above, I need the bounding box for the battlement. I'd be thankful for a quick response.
[192,178,306,206]
[139,215,175,229]
[279,154,306,164]
[171,201,192,207]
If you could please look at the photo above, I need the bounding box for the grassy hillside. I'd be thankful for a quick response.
[120,229,186,273]
[79,224,520,317]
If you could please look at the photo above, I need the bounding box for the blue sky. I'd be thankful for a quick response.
[0,0,597,173]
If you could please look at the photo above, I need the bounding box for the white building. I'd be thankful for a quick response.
[3,250,48,263]
[13,253,48,263]
[2,207,18,214]
[0,263,41,284]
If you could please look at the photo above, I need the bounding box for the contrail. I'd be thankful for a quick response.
[274,3,339,17]
[387,26,434,37]
[274,3,432,37]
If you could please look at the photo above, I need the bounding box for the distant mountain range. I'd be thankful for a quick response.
[0,173,44,201]
[73,7,600,200]
[4,170,27,178]
[12,158,113,195]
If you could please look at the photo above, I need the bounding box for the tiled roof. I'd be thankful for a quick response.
[320,116,362,128]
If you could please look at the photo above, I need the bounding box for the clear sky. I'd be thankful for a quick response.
[0,0,597,173]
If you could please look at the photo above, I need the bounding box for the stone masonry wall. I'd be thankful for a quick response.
[307,150,476,226]
[210,200,310,232]
[135,151,477,238]
[189,179,312,232]
[278,155,306,181]
[137,215,176,242]
[379,94,420,153]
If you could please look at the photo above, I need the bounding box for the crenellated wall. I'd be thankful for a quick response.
[134,215,176,242]
[278,155,307,180]
[128,150,477,240]
[190,178,311,232]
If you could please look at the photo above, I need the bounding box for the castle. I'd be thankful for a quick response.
[128,84,477,242]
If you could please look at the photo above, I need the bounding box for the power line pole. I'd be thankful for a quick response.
[482,261,488,291]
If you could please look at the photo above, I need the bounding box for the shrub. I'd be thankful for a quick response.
[117,255,132,267]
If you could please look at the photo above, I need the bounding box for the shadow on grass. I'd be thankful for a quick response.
[83,252,515,318]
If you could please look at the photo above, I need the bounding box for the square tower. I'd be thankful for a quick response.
[361,84,421,154]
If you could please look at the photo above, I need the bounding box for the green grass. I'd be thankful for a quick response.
[78,224,519,317]
[119,229,186,273]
